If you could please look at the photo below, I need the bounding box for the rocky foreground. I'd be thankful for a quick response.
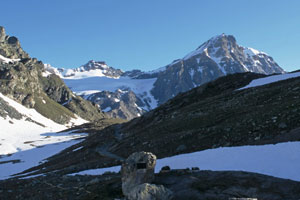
[0,169,299,200]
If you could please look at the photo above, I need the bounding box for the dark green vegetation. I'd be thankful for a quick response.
[1,170,300,200]
[0,26,106,124]
[18,72,300,178]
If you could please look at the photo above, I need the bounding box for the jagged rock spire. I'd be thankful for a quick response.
[0,26,6,41]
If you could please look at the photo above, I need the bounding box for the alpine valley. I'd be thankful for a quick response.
[1,26,300,200]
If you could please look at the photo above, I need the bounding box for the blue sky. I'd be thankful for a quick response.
[1,0,300,71]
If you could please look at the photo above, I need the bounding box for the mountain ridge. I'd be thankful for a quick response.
[44,34,285,119]
[0,26,106,124]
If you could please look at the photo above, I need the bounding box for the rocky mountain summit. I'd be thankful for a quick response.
[45,60,123,79]
[151,34,284,104]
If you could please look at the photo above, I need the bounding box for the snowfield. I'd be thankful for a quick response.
[64,76,158,109]
[63,68,116,79]
[68,142,300,182]
[239,71,300,90]
[0,93,87,155]
[0,133,85,180]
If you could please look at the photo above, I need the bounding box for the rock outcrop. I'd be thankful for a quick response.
[0,26,28,59]
[86,89,147,120]
[128,183,173,200]
[121,152,172,200]
[1,169,300,200]
[121,152,156,196]
[0,26,5,41]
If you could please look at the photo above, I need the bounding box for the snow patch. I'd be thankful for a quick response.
[0,93,86,155]
[0,136,85,180]
[68,142,300,182]
[239,72,300,90]
[63,69,113,79]
[68,166,121,176]
[0,54,20,64]
[43,64,63,78]
[113,98,120,103]
[189,69,195,79]
[243,47,263,57]
[72,146,84,152]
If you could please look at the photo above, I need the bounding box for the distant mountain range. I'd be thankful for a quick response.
[44,34,284,119]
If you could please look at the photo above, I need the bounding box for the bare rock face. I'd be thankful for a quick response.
[86,89,148,120]
[121,152,173,200]
[127,183,173,200]
[0,26,29,59]
[0,26,6,41]
[121,152,157,196]
[151,34,285,105]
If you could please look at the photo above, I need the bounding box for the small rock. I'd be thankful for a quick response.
[278,122,287,129]
[175,144,186,153]
[160,166,171,172]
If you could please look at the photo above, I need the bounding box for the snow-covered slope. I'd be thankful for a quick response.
[239,71,300,90]
[64,76,158,110]
[180,34,284,75]
[0,131,86,180]
[44,60,123,79]
[42,63,63,78]
[0,93,87,155]
[68,141,300,182]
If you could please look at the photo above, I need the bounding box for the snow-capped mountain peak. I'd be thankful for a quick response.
[84,60,109,70]
[171,33,284,75]
[151,34,285,104]
[43,60,124,79]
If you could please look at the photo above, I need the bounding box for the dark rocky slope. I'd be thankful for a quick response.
[0,26,106,124]
[0,170,299,200]
[18,71,300,177]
